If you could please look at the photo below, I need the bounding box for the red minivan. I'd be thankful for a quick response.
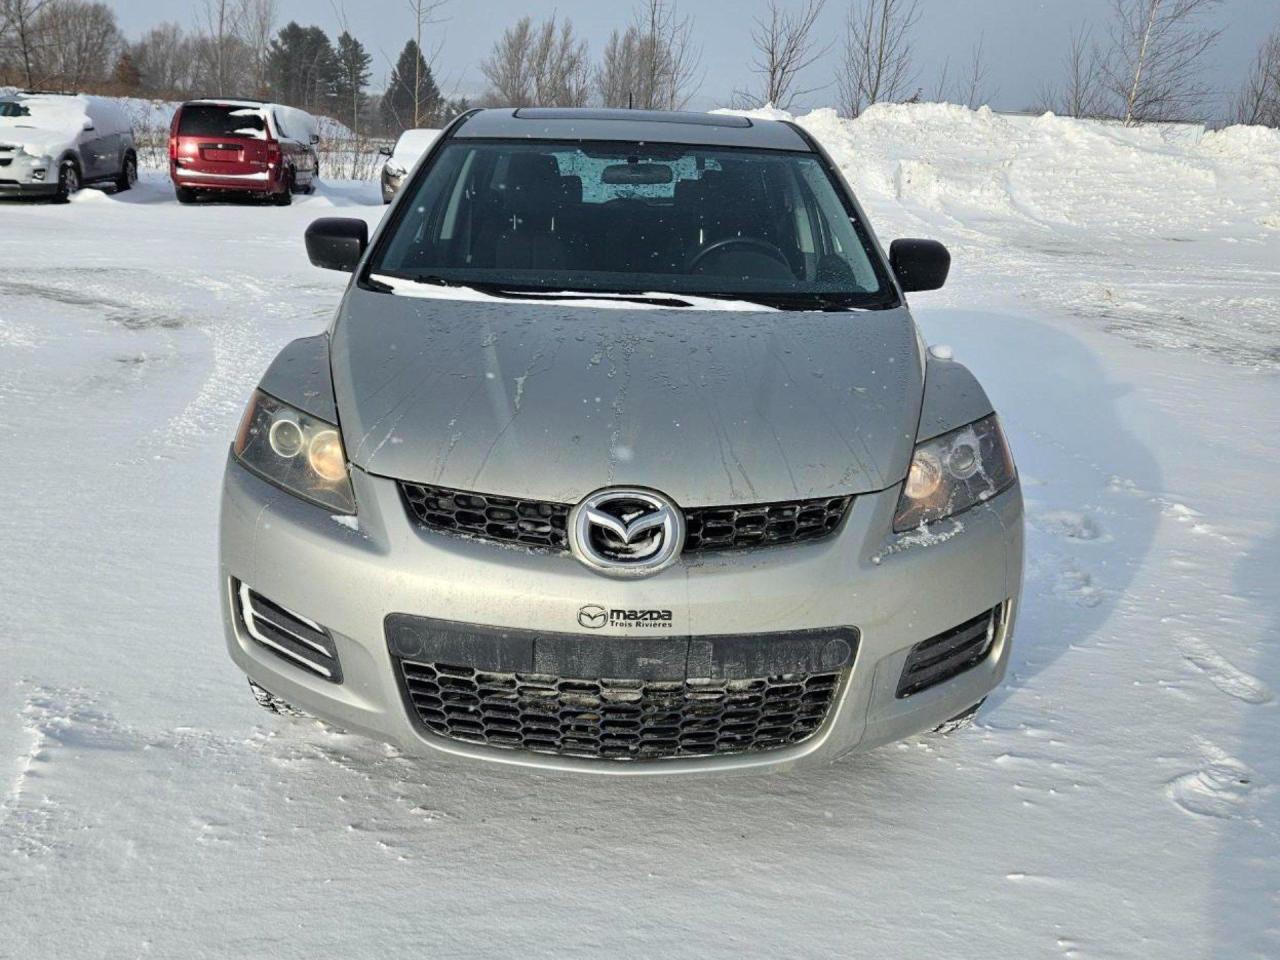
[169,99,320,205]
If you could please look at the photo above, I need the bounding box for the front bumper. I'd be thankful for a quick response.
[220,456,1023,775]
[0,181,57,198]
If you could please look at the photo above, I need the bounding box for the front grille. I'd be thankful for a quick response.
[400,482,570,549]
[398,661,840,761]
[236,581,342,683]
[399,482,852,555]
[684,497,852,551]
[896,606,1001,698]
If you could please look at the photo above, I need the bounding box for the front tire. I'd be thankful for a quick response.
[53,159,80,204]
[115,152,137,192]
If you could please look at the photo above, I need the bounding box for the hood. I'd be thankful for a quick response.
[330,287,923,507]
[0,126,76,157]
[0,96,86,157]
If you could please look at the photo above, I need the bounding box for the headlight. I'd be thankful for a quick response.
[893,414,1015,532]
[233,390,356,514]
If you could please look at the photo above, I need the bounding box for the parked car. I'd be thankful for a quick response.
[221,108,1023,775]
[169,99,319,205]
[0,91,137,202]
[379,128,439,203]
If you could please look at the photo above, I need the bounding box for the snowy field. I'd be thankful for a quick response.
[1,104,1277,959]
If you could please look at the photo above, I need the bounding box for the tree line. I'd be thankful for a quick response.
[0,0,468,136]
[1,0,1278,134]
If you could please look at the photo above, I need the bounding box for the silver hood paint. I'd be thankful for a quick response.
[330,286,923,506]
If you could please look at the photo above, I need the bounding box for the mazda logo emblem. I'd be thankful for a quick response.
[577,605,608,628]
[568,487,686,578]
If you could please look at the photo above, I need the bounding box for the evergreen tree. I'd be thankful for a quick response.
[333,31,372,134]
[380,39,442,131]
[112,49,143,95]
[267,22,339,115]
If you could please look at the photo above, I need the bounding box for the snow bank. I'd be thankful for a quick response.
[725,103,1280,236]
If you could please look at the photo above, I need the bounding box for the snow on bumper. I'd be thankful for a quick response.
[0,150,54,193]
[219,454,1023,774]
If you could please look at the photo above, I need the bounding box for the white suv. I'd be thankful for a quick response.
[0,92,137,202]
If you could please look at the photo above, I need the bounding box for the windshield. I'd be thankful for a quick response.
[370,140,896,309]
[179,104,267,138]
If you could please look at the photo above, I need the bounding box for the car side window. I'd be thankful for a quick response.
[273,110,290,140]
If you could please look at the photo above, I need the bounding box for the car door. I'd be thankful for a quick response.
[80,101,117,180]
[273,108,313,183]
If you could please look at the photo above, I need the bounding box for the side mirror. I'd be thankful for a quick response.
[305,217,368,272]
[889,238,950,292]
[310,133,321,145]
[377,145,392,157]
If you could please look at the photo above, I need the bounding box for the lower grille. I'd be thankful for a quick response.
[236,581,342,683]
[896,606,1001,698]
[386,615,856,762]
[398,660,840,761]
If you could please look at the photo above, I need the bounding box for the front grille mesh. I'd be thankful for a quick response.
[399,482,852,554]
[398,660,840,761]
[684,497,852,551]
[400,482,571,549]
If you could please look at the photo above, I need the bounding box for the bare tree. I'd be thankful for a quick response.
[596,28,641,108]
[482,15,589,107]
[130,22,197,97]
[956,33,993,108]
[31,0,121,90]
[597,0,701,110]
[0,0,53,87]
[240,0,277,97]
[1105,0,1223,125]
[1231,27,1280,127]
[407,0,448,126]
[929,56,949,103]
[838,0,920,116]
[1037,25,1109,118]
[736,0,830,110]
[193,0,251,97]
[531,18,590,106]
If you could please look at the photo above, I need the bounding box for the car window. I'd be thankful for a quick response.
[0,100,30,118]
[179,104,267,138]
[371,140,894,309]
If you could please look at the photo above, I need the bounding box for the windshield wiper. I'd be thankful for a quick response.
[405,276,694,308]
[697,291,899,312]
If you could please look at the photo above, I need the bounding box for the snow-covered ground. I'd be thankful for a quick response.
[1,105,1277,959]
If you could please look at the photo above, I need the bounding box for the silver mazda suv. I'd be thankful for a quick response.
[219,108,1023,775]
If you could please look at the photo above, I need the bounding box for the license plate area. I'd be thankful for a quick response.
[201,147,242,162]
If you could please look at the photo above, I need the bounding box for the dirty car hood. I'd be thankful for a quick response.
[330,287,923,506]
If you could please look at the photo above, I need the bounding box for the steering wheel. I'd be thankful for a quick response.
[687,237,792,274]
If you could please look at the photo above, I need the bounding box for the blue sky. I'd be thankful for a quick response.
[110,0,1276,117]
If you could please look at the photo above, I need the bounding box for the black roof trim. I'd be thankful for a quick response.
[455,108,810,152]
[513,107,752,128]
